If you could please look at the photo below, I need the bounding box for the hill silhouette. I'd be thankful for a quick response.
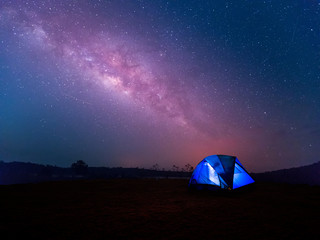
[251,161,320,186]
[0,160,319,185]
[0,161,191,185]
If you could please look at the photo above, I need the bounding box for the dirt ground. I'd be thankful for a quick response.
[0,179,319,239]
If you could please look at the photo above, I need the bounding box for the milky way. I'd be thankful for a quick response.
[1,1,320,171]
[2,3,216,135]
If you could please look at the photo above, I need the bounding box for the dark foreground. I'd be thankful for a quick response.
[0,179,319,240]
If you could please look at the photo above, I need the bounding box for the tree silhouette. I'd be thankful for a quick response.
[172,165,179,172]
[151,163,160,171]
[71,160,88,176]
[185,164,194,172]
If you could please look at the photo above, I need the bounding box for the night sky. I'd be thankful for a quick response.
[1,0,319,172]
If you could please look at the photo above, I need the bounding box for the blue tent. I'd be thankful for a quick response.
[189,155,254,190]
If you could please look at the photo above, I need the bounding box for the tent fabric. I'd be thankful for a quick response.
[233,163,255,189]
[189,155,254,190]
[195,161,220,185]
[235,158,245,168]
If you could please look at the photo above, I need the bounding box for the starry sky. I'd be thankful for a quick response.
[1,0,319,172]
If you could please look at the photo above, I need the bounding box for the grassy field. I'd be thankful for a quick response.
[0,179,319,239]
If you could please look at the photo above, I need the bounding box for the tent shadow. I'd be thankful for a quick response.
[187,183,256,198]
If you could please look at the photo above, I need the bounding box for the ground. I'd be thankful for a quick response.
[0,179,319,239]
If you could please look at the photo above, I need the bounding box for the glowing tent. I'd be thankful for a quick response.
[189,155,254,190]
